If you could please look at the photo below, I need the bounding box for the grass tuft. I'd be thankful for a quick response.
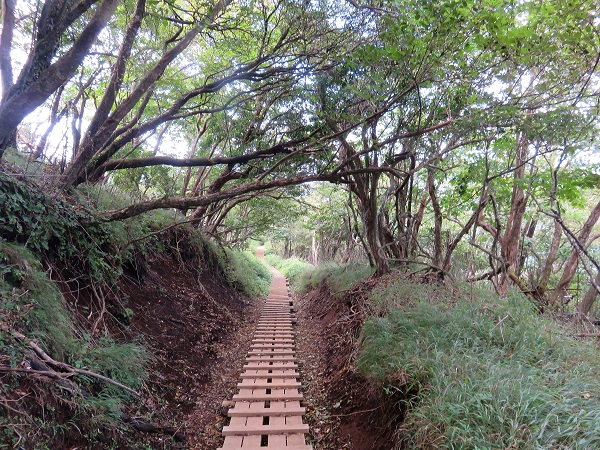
[297,262,373,295]
[358,280,600,449]
[223,249,272,298]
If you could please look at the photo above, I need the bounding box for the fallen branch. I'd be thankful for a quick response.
[0,366,71,379]
[122,414,186,442]
[6,329,140,397]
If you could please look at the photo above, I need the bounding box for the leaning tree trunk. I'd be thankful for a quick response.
[577,271,600,317]
[549,199,600,306]
[0,0,121,158]
[427,168,443,269]
[535,217,562,298]
[499,132,529,293]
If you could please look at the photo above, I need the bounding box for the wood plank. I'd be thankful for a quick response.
[245,356,297,362]
[232,391,303,401]
[222,423,309,436]
[227,406,306,417]
[243,364,299,370]
[240,371,299,378]
[218,446,312,450]
[237,380,301,388]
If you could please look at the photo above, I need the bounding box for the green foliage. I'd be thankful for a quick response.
[0,242,148,446]
[222,249,272,298]
[0,172,120,282]
[264,253,310,291]
[297,262,373,295]
[358,281,600,449]
[1,242,76,359]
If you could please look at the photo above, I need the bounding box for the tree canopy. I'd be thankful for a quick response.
[1,0,599,310]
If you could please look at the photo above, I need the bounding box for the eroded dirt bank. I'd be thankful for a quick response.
[295,280,399,450]
[116,243,261,449]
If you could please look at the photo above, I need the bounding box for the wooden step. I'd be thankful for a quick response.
[246,356,297,362]
[247,349,295,355]
[227,406,306,417]
[223,423,309,436]
[243,363,299,370]
[240,371,299,378]
[237,380,302,388]
[232,392,303,401]
[250,345,295,349]
[218,445,312,450]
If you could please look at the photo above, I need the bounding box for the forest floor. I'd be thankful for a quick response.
[118,253,261,449]
[120,253,391,449]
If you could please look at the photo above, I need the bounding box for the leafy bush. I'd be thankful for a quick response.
[358,281,600,449]
[0,172,124,282]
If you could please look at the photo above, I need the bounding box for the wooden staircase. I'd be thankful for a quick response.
[218,269,312,450]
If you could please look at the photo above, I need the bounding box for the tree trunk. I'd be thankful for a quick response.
[535,218,562,298]
[0,0,120,158]
[550,199,600,306]
[0,0,16,101]
[577,270,600,317]
[31,85,66,159]
[499,132,528,293]
[427,169,443,269]
[408,192,429,258]
[362,199,389,276]
[62,0,233,186]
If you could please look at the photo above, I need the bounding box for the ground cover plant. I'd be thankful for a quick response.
[0,242,148,448]
[224,249,272,299]
[358,279,600,449]
[296,262,374,295]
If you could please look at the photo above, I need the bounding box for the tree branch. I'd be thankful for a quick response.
[99,173,342,221]
[6,329,140,397]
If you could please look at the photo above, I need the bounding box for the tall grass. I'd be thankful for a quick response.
[297,262,373,294]
[223,249,272,298]
[358,281,600,449]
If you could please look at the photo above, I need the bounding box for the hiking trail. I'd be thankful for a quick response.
[218,247,312,449]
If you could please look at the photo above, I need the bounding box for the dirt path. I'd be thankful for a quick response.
[171,248,387,449]
[184,305,261,449]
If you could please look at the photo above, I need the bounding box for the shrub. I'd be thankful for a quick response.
[358,281,600,449]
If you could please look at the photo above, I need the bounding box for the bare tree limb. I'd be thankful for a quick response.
[5,329,140,397]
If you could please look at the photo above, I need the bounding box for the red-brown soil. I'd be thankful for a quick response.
[295,281,396,450]
[118,250,261,449]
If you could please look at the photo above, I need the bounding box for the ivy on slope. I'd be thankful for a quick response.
[0,172,119,281]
